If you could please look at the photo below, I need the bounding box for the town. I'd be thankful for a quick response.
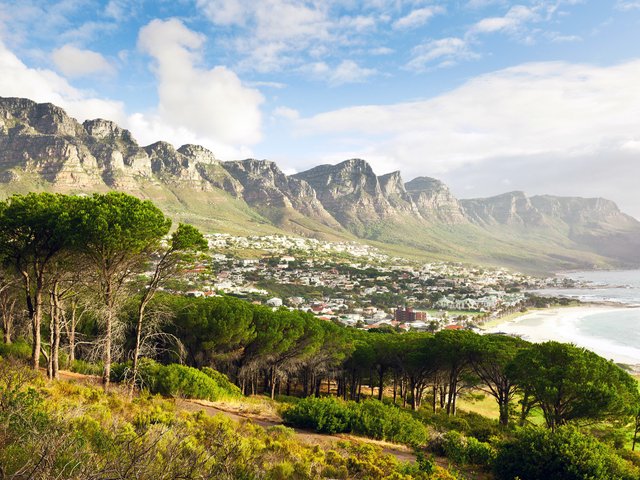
[169,234,570,332]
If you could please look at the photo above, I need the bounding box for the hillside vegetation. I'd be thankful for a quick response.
[1,191,640,479]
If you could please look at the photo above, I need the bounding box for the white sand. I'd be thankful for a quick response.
[483,306,640,369]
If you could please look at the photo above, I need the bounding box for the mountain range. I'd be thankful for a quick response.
[1,96,639,272]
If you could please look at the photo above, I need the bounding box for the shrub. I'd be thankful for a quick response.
[494,426,640,480]
[419,408,500,442]
[431,430,495,469]
[70,360,103,376]
[155,364,233,401]
[111,360,240,401]
[283,397,428,446]
[201,367,242,397]
[350,399,428,446]
[0,340,32,362]
[465,437,496,466]
[283,397,352,434]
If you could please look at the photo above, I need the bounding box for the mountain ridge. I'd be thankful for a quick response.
[1,96,638,271]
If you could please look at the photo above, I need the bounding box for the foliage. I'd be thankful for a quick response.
[282,396,352,434]
[69,359,104,376]
[507,341,639,429]
[419,408,502,442]
[201,367,242,397]
[430,430,496,468]
[351,399,428,446]
[0,360,436,480]
[494,426,640,480]
[112,359,241,401]
[0,339,32,362]
[283,396,428,446]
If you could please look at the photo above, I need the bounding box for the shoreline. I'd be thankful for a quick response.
[481,304,640,374]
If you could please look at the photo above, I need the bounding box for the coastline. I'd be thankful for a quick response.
[481,304,640,374]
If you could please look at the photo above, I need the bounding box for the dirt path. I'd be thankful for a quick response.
[178,398,417,463]
[55,369,416,463]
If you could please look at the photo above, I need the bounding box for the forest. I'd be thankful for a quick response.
[1,192,640,479]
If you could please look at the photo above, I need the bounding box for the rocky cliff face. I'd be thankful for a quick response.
[219,159,341,228]
[461,191,546,226]
[460,191,634,229]
[294,159,403,235]
[405,177,466,224]
[1,96,639,269]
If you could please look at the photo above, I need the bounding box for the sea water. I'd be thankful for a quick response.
[534,270,640,364]
[536,269,640,306]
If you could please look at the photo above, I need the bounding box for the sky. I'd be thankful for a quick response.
[0,0,639,216]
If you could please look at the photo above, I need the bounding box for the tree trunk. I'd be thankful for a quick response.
[130,300,147,397]
[102,281,113,388]
[393,375,397,404]
[432,385,437,413]
[31,285,42,371]
[47,298,54,380]
[1,298,15,344]
[270,367,277,400]
[67,301,77,366]
[103,312,112,387]
[498,394,509,426]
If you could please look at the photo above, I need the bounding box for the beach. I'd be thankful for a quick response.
[483,305,640,371]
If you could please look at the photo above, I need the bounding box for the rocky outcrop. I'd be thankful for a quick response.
[461,191,545,226]
[405,177,466,224]
[294,159,399,235]
[1,96,639,269]
[221,159,341,228]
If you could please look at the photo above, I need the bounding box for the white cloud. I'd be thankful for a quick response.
[392,6,445,30]
[300,59,376,85]
[470,5,538,35]
[52,44,115,78]
[329,60,377,85]
[406,37,478,71]
[615,1,640,10]
[0,39,125,122]
[296,60,640,181]
[194,0,384,74]
[137,18,264,147]
[273,106,299,120]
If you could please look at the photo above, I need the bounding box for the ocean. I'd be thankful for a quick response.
[511,270,640,365]
[536,269,640,306]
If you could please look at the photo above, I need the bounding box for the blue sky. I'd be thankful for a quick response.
[1,0,640,216]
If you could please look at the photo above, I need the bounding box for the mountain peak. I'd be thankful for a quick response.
[177,144,218,164]
[0,96,81,137]
[1,95,639,270]
[405,176,446,193]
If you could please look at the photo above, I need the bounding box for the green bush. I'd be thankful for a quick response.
[0,340,32,362]
[466,436,496,466]
[494,426,640,480]
[201,367,242,397]
[431,430,495,468]
[155,363,225,400]
[350,400,428,446]
[70,360,103,376]
[111,359,240,401]
[283,397,352,434]
[420,408,500,442]
[283,397,428,446]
